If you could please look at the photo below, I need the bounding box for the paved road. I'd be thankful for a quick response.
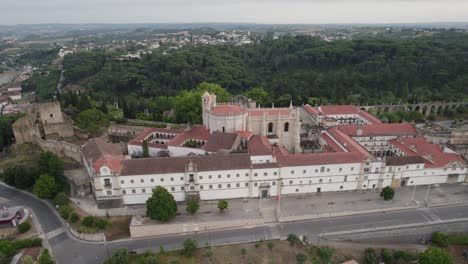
[1,183,468,264]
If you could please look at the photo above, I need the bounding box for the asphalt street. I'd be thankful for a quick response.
[1,183,468,264]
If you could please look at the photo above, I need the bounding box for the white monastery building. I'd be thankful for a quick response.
[81,93,467,208]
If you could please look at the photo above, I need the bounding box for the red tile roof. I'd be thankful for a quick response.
[168,125,210,147]
[203,131,239,152]
[318,105,360,115]
[81,138,124,174]
[337,123,417,137]
[128,127,182,146]
[210,105,246,115]
[320,132,346,153]
[303,104,321,116]
[389,137,465,168]
[120,153,252,176]
[358,110,382,124]
[327,127,371,158]
[248,135,273,156]
[235,130,252,139]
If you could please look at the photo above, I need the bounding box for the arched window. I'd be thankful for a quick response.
[268,122,273,133]
[284,122,289,132]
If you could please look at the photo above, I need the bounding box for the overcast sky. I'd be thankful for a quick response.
[2,0,468,25]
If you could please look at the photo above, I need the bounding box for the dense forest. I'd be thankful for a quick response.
[59,30,468,123]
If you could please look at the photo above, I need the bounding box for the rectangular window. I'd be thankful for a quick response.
[245,183,249,187]
[236,183,240,187]
[107,190,112,195]
[199,176,203,180]
[150,179,154,182]
[319,179,323,183]
[180,177,184,181]
[200,185,204,190]
[218,175,221,179]
[351,167,354,171]
[209,175,212,179]
[132,189,136,194]
[190,186,195,190]
[218,184,222,188]
[303,170,306,174]
[104,178,111,187]
[181,186,185,191]
[254,183,258,187]
[264,172,268,176]
[209,185,213,189]
[227,184,231,188]
[274,172,278,176]
[254,173,258,177]
[171,187,175,191]
[160,178,164,182]
[320,167,325,172]
[339,168,342,172]
[142,189,146,193]
[170,177,174,181]
[131,180,134,183]
[291,170,295,174]
[364,168,369,173]
[227,174,231,178]
[140,179,144,183]
[272,181,276,186]
[120,180,124,184]
[122,190,126,194]
[289,180,293,184]
[344,176,348,182]
[245,173,249,177]
[327,168,330,172]
[236,174,240,177]
[315,169,318,173]
[340,186,343,189]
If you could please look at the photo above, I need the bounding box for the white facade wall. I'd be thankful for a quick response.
[207,113,247,133]
[128,144,166,157]
[167,146,206,156]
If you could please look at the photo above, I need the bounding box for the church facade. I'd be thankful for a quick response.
[202,92,302,153]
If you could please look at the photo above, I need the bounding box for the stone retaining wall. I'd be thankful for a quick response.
[130,216,264,238]
[68,223,106,241]
[279,205,418,222]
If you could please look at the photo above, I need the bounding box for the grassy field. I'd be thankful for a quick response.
[0,143,42,171]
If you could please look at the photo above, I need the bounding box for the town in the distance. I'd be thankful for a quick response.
[1,22,468,264]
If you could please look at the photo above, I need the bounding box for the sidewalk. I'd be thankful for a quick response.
[71,183,468,221]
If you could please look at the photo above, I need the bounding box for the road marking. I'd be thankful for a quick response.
[45,227,65,239]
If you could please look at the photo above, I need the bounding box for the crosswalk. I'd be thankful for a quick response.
[267,224,281,239]
[44,227,65,239]
[420,207,442,222]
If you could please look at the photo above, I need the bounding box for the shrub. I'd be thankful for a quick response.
[18,222,31,233]
[419,247,452,264]
[59,206,72,220]
[432,231,449,247]
[218,200,228,212]
[380,249,393,264]
[447,234,468,245]
[38,249,53,264]
[186,199,200,215]
[54,192,69,206]
[181,239,197,257]
[296,253,307,264]
[363,248,379,264]
[315,246,335,264]
[69,212,80,223]
[143,256,158,264]
[267,241,274,251]
[287,233,300,246]
[380,186,395,201]
[0,238,42,258]
[240,248,247,257]
[81,216,95,228]
[96,218,109,229]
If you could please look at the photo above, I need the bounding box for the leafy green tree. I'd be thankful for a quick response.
[287,233,300,246]
[39,151,64,179]
[146,186,178,221]
[363,248,379,264]
[143,255,158,264]
[307,97,320,106]
[240,248,247,258]
[380,186,395,201]
[111,248,129,264]
[419,247,452,264]
[38,249,54,264]
[18,222,31,233]
[0,113,24,151]
[296,253,307,264]
[34,175,57,199]
[142,140,150,158]
[194,82,230,102]
[275,93,293,107]
[244,87,269,106]
[2,165,37,189]
[181,239,197,257]
[186,199,200,215]
[217,200,228,212]
[75,109,110,136]
[54,192,69,206]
